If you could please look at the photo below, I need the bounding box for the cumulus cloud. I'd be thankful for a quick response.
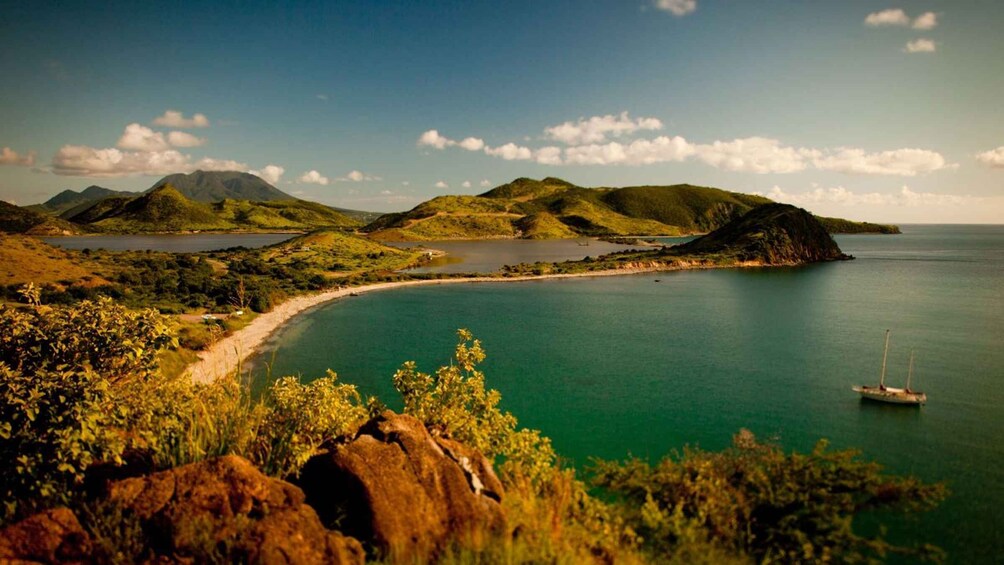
[193,157,248,171]
[458,137,485,151]
[152,110,210,129]
[337,170,381,182]
[563,135,694,166]
[462,180,472,188]
[435,181,449,189]
[248,164,285,185]
[418,129,454,149]
[904,39,936,53]
[813,148,951,176]
[764,184,971,208]
[298,170,330,185]
[544,111,663,145]
[912,12,938,30]
[167,131,206,148]
[0,147,36,167]
[694,137,817,174]
[484,142,534,161]
[479,179,492,188]
[52,146,191,177]
[654,0,696,17]
[865,8,910,27]
[976,146,1004,168]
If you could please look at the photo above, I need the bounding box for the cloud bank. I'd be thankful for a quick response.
[0,147,36,167]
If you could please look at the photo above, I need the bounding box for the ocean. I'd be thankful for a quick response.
[252,225,1004,562]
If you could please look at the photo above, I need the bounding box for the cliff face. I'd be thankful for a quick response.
[672,203,850,265]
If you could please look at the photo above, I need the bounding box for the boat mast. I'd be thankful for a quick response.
[880,329,891,387]
[906,350,915,391]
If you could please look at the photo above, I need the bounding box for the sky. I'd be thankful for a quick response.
[1,0,1002,222]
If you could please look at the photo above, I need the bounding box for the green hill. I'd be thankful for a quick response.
[0,201,82,235]
[64,185,361,233]
[27,185,137,217]
[364,177,894,241]
[148,170,295,202]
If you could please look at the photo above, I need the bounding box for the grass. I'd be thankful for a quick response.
[259,229,424,275]
[0,235,111,287]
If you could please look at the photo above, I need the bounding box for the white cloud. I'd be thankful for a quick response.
[0,147,36,167]
[904,39,937,53]
[316,94,329,101]
[337,169,381,182]
[484,142,534,161]
[117,123,170,151]
[401,181,410,186]
[764,184,971,208]
[298,170,330,185]
[418,129,454,149]
[435,181,449,189]
[193,157,248,172]
[976,146,1004,168]
[479,179,492,188]
[912,12,938,30]
[535,146,563,165]
[248,164,285,185]
[694,137,817,174]
[167,131,206,148]
[865,8,910,27]
[544,111,663,145]
[813,148,952,176]
[564,135,695,166]
[152,110,210,128]
[462,180,472,188]
[51,145,191,177]
[458,137,485,151]
[654,0,696,17]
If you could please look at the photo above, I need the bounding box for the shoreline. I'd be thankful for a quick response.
[186,265,688,384]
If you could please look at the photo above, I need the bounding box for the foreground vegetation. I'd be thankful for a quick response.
[0,295,947,562]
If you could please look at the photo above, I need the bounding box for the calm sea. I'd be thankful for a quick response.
[253,225,1003,562]
[40,233,295,252]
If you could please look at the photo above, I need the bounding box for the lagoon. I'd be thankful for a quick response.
[253,225,1003,562]
[40,233,297,252]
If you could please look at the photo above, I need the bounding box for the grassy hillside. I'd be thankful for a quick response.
[258,229,424,277]
[0,235,109,287]
[364,177,900,241]
[817,216,902,234]
[63,185,360,233]
[0,201,82,235]
[28,185,136,216]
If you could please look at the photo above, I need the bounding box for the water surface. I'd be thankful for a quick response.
[41,233,296,252]
[254,225,1003,562]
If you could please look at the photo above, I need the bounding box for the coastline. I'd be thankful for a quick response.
[186,264,693,384]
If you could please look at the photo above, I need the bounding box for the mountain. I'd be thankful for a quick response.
[671,203,849,264]
[363,177,897,241]
[28,185,137,216]
[148,170,295,202]
[64,184,360,233]
[0,200,82,235]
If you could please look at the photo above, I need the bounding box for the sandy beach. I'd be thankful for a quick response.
[185,266,674,384]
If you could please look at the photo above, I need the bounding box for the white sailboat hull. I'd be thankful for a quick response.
[852,385,927,405]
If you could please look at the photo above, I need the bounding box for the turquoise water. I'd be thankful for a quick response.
[40,233,295,252]
[254,225,1003,562]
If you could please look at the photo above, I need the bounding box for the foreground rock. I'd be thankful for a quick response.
[0,456,363,565]
[299,411,507,561]
[0,507,91,563]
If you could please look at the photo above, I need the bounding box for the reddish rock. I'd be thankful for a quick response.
[108,455,363,564]
[298,411,507,561]
[0,507,91,564]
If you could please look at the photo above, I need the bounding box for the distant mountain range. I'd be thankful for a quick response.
[0,200,82,235]
[363,177,899,240]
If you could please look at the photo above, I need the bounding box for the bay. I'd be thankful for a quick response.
[40,233,297,253]
[253,225,1004,562]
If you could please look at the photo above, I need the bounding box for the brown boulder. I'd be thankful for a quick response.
[0,507,91,564]
[298,411,506,561]
[108,455,363,564]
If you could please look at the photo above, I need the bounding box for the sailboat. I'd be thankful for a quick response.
[852,330,927,405]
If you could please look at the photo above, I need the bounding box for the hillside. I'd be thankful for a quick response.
[63,185,361,233]
[364,177,895,241]
[0,234,108,287]
[670,203,849,264]
[148,170,295,202]
[0,201,82,235]
[27,185,136,216]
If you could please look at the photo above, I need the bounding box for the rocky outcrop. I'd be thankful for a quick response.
[0,456,363,565]
[0,507,91,563]
[106,455,363,564]
[298,411,507,562]
[671,203,851,264]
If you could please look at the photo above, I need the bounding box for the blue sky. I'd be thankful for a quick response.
[1,0,1002,222]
